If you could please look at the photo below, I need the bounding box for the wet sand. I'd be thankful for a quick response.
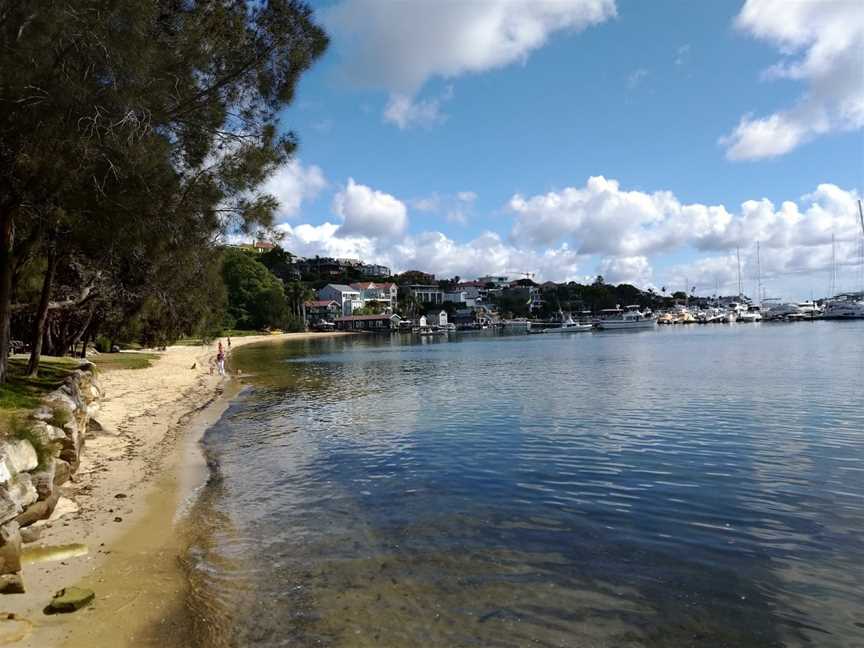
[0,332,354,647]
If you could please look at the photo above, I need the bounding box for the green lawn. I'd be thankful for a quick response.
[0,356,79,434]
[90,352,158,372]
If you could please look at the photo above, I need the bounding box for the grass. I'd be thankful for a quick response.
[91,352,158,372]
[0,356,78,435]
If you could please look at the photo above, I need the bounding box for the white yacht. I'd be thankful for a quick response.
[761,299,800,321]
[822,295,864,319]
[594,305,657,330]
[558,315,593,332]
[737,306,762,323]
[795,301,823,318]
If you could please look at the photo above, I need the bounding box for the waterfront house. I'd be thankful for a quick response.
[334,314,402,331]
[350,281,398,310]
[359,263,391,278]
[304,300,341,325]
[405,284,443,304]
[477,275,510,289]
[318,284,363,315]
[425,310,448,327]
[443,290,477,307]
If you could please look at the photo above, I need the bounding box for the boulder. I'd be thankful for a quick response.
[19,525,41,543]
[52,459,71,487]
[15,491,59,528]
[32,405,54,422]
[30,461,56,500]
[5,475,37,510]
[0,440,38,474]
[0,573,24,594]
[28,422,66,446]
[0,522,22,574]
[0,491,21,527]
[45,587,95,613]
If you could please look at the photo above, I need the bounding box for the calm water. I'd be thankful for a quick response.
[184,322,864,647]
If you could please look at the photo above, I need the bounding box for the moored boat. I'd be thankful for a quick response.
[594,305,657,330]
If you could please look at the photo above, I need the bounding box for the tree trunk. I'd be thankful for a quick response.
[0,207,15,384]
[27,248,58,377]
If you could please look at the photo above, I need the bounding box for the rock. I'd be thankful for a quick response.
[15,490,59,527]
[28,421,66,446]
[30,461,56,500]
[0,440,38,474]
[32,405,54,422]
[52,459,72,487]
[0,573,24,594]
[46,497,78,522]
[113,516,122,523]
[114,493,127,499]
[0,523,22,574]
[45,587,95,613]
[5,474,37,510]
[19,525,41,543]
[88,417,104,432]
[0,491,22,526]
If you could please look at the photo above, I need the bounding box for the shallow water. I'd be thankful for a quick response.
[185,322,864,647]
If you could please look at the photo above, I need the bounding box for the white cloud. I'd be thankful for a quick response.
[674,43,691,66]
[258,159,326,221]
[509,176,860,259]
[721,0,864,160]
[383,86,453,129]
[327,0,616,126]
[457,191,478,203]
[598,255,653,286]
[275,222,588,282]
[411,191,478,226]
[627,68,648,89]
[332,178,408,239]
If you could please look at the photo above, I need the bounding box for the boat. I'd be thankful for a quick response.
[736,307,761,323]
[594,305,657,330]
[822,294,864,319]
[761,299,801,321]
[558,315,593,332]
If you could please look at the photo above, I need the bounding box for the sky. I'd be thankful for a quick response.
[260,0,864,300]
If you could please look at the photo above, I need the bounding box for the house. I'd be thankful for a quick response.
[318,284,362,315]
[351,281,398,310]
[405,284,443,304]
[422,310,448,327]
[304,300,341,325]
[334,314,402,331]
[359,263,391,278]
[443,290,476,308]
[477,275,510,288]
[233,240,275,254]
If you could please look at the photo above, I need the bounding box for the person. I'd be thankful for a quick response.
[216,348,225,376]
[227,336,232,349]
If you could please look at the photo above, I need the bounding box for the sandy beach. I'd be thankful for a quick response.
[1,331,354,647]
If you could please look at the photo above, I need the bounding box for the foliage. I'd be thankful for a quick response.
[222,249,290,330]
[0,0,328,381]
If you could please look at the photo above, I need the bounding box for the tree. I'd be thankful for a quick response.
[222,249,290,330]
[0,1,328,379]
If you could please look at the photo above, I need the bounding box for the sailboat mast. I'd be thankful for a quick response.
[830,233,837,297]
[736,246,742,297]
[756,241,762,306]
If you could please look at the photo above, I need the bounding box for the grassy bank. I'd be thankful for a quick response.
[0,352,158,433]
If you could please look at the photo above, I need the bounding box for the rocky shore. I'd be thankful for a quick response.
[0,362,101,594]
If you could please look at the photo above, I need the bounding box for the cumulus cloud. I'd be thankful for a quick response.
[411,190,478,225]
[598,255,653,286]
[509,176,860,259]
[721,0,864,160]
[332,178,408,239]
[383,87,453,129]
[259,159,326,221]
[326,0,616,126]
[275,221,588,282]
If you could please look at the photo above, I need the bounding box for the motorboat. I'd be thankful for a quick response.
[761,299,801,321]
[736,307,762,322]
[558,315,593,332]
[594,305,657,330]
[822,294,864,319]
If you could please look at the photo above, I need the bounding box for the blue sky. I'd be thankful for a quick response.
[262,0,864,300]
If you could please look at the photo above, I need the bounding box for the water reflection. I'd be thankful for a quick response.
[188,323,864,647]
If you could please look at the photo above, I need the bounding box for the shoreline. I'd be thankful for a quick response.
[2,331,355,647]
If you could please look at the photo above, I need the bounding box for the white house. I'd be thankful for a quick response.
[421,310,448,327]
[318,284,362,315]
[350,281,398,310]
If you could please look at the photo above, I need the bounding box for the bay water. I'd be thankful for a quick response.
[184,322,864,647]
